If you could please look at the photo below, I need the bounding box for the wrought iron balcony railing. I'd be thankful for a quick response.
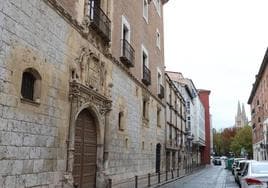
[142,64,151,86]
[158,84,164,99]
[88,1,111,42]
[120,39,135,67]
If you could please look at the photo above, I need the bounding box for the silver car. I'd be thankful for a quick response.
[240,161,268,188]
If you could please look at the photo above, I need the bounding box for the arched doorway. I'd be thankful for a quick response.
[156,143,161,172]
[73,109,97,188]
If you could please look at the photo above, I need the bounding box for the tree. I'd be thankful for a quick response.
[230,126,253,158]
[213,132,222,155]
[213,127,238,156]
[221,127,238,156]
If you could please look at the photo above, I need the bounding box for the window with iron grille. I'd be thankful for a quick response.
[21,72,36,101]
[21,68,41,103]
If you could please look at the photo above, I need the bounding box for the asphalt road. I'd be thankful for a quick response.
[160,162,239,188]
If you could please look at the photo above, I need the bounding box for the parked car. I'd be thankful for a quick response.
[240,161,268,188]
[234,160,255,186]
[221,156,227,160]
[213,156,221,165]
[232,158,246,175]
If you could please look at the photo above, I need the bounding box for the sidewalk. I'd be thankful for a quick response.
[153,165,210,188]
[111,165,208,188]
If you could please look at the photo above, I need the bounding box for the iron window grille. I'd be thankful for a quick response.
[21,72,35,101]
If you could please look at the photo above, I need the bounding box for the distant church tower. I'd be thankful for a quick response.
[235,101,248,128]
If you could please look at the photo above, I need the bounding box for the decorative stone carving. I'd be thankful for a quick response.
[81,16,91,35]
[70,47,106,94]
[69,81,112,115]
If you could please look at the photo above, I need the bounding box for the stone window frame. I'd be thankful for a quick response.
[142,141,145,150]
[156,29,161,49]
[85,0,102,18]
[125,138,129,149]
[157,106,161,127]
[121,15,132,57]
[153,0,161,17]
[20,68,42,105]
[141,44,149,67]
[118,111,125,131]
[143,0,149,23]
[121,15,131,42]
[142,96,150,127]
[157,68,162,94]
[141,44,149,81]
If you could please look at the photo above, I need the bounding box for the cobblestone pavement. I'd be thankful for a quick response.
[160,163,239,188]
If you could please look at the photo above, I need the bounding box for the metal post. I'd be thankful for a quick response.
[108,179,112,188]
[148,173,151,187]
[177,167,179,177]
[166,170,168,181]
[171,169,174,179]
[135,176,138,188]
[158,172,161,183]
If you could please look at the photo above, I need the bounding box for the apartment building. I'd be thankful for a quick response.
[0,0,169,187]
[166,71,206,166]
[198,89,211,165]
[165,73,186,172]
[248,48,268,161]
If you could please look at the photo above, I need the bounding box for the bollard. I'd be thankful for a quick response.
[171,169,174,179]
[177,168,179,177]
[158,172,161,183]
[108,179,112,188]
[166,170,168,181]
[148,173,151,187]
[135,175,138,188]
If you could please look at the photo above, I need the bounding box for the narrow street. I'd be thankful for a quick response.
[160,162,238,188]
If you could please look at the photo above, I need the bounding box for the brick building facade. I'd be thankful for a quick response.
[248,48,268,161]
[198,90,211,165]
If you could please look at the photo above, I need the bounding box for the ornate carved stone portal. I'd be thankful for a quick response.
[67,46,112,188]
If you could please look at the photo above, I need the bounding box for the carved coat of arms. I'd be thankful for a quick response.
[71,47,105,93]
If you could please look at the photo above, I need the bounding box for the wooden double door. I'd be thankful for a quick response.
[73,109,97,188]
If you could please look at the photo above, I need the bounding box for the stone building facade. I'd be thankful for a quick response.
[164,73,186,173]
[106,0,168,184]
[166,71,205,166]
[0,0,168,187]
[248,48,268,161]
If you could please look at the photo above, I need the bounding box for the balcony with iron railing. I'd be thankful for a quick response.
[142,64,151,86]
[158,84,164,99]
[120,39,135,67]
[87,1,111,42]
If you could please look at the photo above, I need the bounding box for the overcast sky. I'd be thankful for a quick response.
[164,0,268,130]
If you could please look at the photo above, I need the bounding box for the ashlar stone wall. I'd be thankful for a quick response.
[105,62,166,183]
[0,0,111,187]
